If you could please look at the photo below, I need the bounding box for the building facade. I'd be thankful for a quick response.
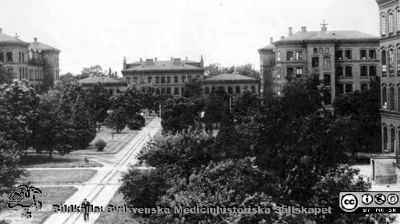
[0,28,60,88]
[202,73,259,95]
[259,25,380,108]
[377,0,400,158]
[121,57,204,96]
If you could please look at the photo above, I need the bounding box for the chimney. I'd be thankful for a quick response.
[0,28,2,34]
[140,57,143,62]
[270,37,273,44]
[155,57,157,62]
[34,37,38,43]
[289,27,293,36]
[301,26,307,32]
[186,56,188,61]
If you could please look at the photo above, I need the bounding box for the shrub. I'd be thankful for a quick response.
[94,139,107,152]
[127,114,145,130]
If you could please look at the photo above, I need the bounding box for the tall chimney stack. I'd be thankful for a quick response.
[34,37,38,43]
[270,37,273,44]
[289,27,293,36]
[301,26,307,32]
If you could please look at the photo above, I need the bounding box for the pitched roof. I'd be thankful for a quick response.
[0,33,29,46]
[203,73,258,83]
[78,76,126,85]
[123,59,204,72]
[276,30,378,44]
[29,41,60,52]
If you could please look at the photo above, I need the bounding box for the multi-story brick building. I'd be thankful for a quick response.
[377,0,400,159]
[121,57,204,96]
[202,73,259,95]
[259,25,380,108]
[0,28,60,88]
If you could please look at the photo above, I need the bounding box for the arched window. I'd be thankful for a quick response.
[384,126,388,152]
[382,49,387,76]
[389,49,395,74]
[397,10,400,31]
[382,15,387,35]
[398,86,400,111]
[390,86,395,110]
[389,13,394,33]
[391,128,396,153]
[397,48,400,75]
[383,86,387,108]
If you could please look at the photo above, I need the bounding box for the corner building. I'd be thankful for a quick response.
[259,25,380,109]
[377,0,400,159]
[0,28,60,88]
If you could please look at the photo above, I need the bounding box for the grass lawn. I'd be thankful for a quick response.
[96,191,140,224]
[21,154,103,168]
[0,186,77,224]
[19,169,97,184]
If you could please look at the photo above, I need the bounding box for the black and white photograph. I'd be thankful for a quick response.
[0,0,398,223]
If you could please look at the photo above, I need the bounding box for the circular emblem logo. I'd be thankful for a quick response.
[362,194,373,205]
[374,194,386,205]
[341,194,358,211]
[388,194,399,205]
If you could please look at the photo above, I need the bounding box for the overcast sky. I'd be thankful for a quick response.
[0,0,379,75]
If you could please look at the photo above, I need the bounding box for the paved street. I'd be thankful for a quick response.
[41,117,161,224]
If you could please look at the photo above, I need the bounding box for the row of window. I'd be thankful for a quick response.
[311,57,332,70]
[19,67,43,81]
[204,85,257,95]
[336,65,377,78]
[277,49,377,62]
[382,85,400,111]
[381,48,400,76]
[0,52,14,63]
[381,10,400,36]
[126,75,199,85]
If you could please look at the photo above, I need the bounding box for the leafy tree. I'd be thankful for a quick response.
[161,97,201,133]
[204,63,235,77]
[110,87,143,117]
[120,168,169,209]
[0,134,23,196]
[333,77,381,154]
[103,108,128,133]
[212,119,253,160]
[81,65,105,77]
[204,86,230,126]
[71,93,96,148]
[0,80,39,153]
[59,72,77,84]
[140,87,157,113]
[235,64,260,79]
[138,128,214,185]
[0,67,15,84]
[181,78,203,98]
[32,90,75,158]
[84,84,111,123]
